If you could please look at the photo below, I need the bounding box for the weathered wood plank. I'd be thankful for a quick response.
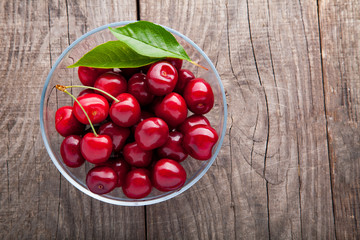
[141,0,335,239]
[0,0,145,239]
[319,0,360,238]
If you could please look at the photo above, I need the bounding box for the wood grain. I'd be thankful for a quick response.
[0,0,359,239]
[141,0,336,239]
[319,0,360,238]
[0,0,145,239]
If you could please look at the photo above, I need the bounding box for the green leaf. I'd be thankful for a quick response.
[68,41,163,68]
[109,21,192,61]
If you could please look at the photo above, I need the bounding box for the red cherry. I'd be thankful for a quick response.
[60,135,85,168]
[177,114,211,134]
[86,166,117,194]
[151,159,186,192]
[183,78,214,114]
[157,131,188,162]
[146,61,178,96]
[73,93,109,124]
[55,106,85,137]
[78,89,95,97]
[131,111,155,134]
[109,93,141,127]
[105,158,130,187]
[123,142,153,167]
[155,92,187,128]
[135,117,169,150]
[146,96,163,114]
[80,133,112,164]
[174,69,195,93]
[140,63,152,74]
[98,122,130,152]
[127,73,154,106]
[78,67,111,86]
[166,58,183,71]
[122,169,152,199]
[94,72,127,101]
[182,125,218,160]
[120,68,139,79]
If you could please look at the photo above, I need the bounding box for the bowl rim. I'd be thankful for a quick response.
[40,21,228,206]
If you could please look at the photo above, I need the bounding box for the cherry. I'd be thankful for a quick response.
[155,92,187,128]
[151,159,186,192]
[77,89,95,97]
[182,125,218,160]
[146,96,163,114]
[120,68,139,79]
[122,168,152,199]
[140,63,152,74]
[98,122,130,152]
[177,114,211,134]
[94,72,127,101]
[80,133,112,164]
[101,158,130,187]
[110,93,141,127]
[166,58,183,71]
[135,117,169,150]
[78,67,111,86]
[157,131,188,162]
[123,142,153,167]
[131,111,155,133]
[127,73,154,106]
[183,78,214,114]
[55,106,85,137]
[174,69,195,93]
[86,165,117,194]
[73,93,109,124]
[146,61,178,96]
[60,135,85,168]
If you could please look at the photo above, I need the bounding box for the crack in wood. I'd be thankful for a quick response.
[246,0,271,238]
[316,0,338,239]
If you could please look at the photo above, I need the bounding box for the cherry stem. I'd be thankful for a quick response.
[55,85,98,137]
[64,85,120,103]
[189,61,208,71]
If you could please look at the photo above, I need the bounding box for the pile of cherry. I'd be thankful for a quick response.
[55,59,218,199]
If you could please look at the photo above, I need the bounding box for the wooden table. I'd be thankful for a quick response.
[1,0,359,239]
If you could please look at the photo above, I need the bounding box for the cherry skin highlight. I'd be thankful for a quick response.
[151,159,186,192]
[86,166,118,194]
[94,72,127,101]
[146,61,178,96]
[174,69,195,94]
[77,89,95,97]
[157,131,188,162]
[131,111,155,134]
[123,142,153,167]
[166,58,183,71]
[183,78,214,114]
[134,117,169,150]
[80,133,112,164]
[110,93,141,128]
[177,114,211,134]
[99,158,130,187]
[182,125,218,160]
[155,92,187,128]
[127,73,154,106]
[122,169,152,199]
[55,106,85,137]
[78,66,111,86]
[73,93,109,125]
[98,122,130,152]
[60,135,85,168]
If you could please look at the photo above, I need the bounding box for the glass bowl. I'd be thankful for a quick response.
[40,21,227,206]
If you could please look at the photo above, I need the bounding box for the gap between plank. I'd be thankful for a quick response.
[316,0,338,239]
